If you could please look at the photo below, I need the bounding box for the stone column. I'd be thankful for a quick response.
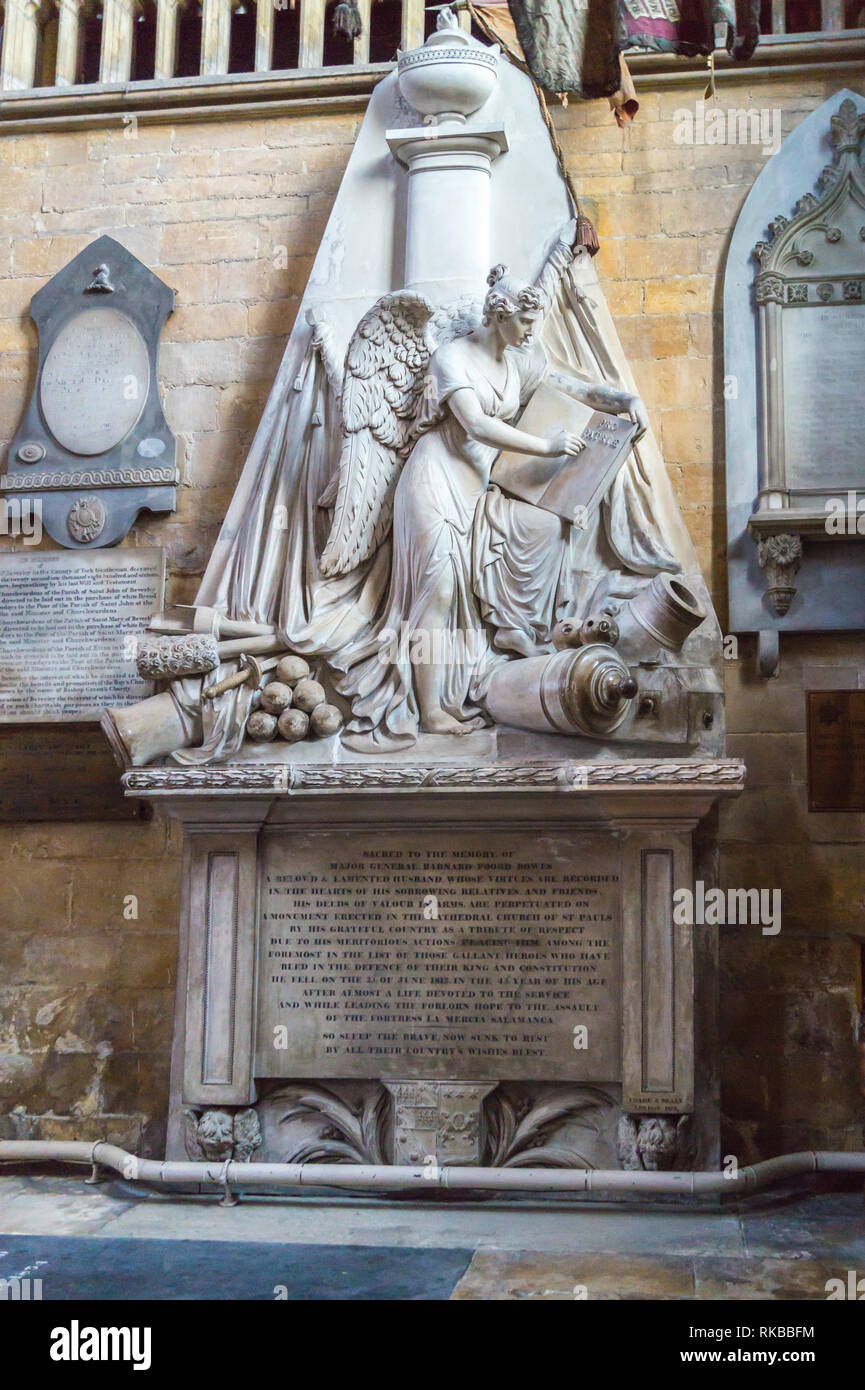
[99,0,140,83]
[54,0,85,85]
[0,0,45,91]
[387,124,508,298]
[154,0,185,79]
[200,0,239,76]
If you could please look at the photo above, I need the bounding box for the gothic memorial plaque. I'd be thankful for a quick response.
[3,235,177,548]
[745,97,865,620]
[256,828,622,1083]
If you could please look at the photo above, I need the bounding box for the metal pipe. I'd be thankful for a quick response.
[1,1141,863,1200]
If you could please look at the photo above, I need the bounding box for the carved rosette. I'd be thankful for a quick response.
[757,533,803,616]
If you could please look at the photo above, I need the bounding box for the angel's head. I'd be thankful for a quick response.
[483,265,543,347]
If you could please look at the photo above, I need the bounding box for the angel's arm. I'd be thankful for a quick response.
[547,368,650,443]
[534,220,577,317]
[448,388,582,459]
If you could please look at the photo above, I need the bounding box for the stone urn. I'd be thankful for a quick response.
[397,9,499,125]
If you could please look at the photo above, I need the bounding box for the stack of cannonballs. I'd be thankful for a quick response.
[245,656,344,744]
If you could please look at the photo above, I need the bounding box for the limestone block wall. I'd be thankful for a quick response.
[0,70,862,1156]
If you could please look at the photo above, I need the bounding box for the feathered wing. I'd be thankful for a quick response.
[427,293,484,348]
[318,292,435,578]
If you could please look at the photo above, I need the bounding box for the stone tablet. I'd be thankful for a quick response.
[0,725,146,821]
[781,303,865,492]
[492,381,637,523]
[256,828,622,1082]
[40,306,151,458]
[0,547,164,722]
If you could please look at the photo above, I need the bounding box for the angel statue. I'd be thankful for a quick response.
[305,222,649,746]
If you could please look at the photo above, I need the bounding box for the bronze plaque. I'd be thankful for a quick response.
[807,691,865,812]
[0,725,145,822]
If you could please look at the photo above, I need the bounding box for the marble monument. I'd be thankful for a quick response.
[101,13,743,1177]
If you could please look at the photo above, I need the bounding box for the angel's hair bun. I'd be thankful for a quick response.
[482,264,543,325]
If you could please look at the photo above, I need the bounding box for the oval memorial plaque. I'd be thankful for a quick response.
[40,307,150,457]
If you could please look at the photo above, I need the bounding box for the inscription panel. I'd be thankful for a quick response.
[0,547,164,722]
[256,829,622,1082]
[782,304,865,490]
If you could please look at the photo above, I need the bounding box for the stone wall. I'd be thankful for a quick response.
[1,70,863,1156]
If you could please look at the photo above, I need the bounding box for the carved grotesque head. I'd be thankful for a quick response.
[196,1109,235,1161]
[635,1116,688,1171]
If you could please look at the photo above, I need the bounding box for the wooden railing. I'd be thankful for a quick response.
[767,0,857,33]
[0,0,436,91]
[0,0,861,94]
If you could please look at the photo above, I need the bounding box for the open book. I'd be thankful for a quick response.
[491,379,638,524]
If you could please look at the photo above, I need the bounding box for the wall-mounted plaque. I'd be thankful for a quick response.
[256,828,623,1083]
[0,547,165,722]
[2,235,177,549]
[0,725,147,821]
[807,690,865,812]
[725,91,865,675]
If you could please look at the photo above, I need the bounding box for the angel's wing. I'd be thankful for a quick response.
[428,294,484,348]
[319,292,435,578]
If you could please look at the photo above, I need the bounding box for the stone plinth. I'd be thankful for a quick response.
[124,756,744,1177]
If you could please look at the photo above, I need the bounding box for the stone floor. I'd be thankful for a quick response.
[0,1173,862,1300]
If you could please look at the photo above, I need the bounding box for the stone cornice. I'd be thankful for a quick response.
[124,758,746,796]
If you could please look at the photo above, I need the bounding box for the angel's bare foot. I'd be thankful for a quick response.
[422,708,475,736]
[494,627,537,658]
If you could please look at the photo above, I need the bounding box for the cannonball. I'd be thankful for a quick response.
[259,680,293,715]
[246,710,278,742]
[292,678,326,713]
[552,618,581,651]
[310,702,344,737]
[275,655,310,687]
[277,708,309,743]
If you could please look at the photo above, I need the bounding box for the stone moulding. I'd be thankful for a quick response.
[0,466,179,491]
[123,758,746,795]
